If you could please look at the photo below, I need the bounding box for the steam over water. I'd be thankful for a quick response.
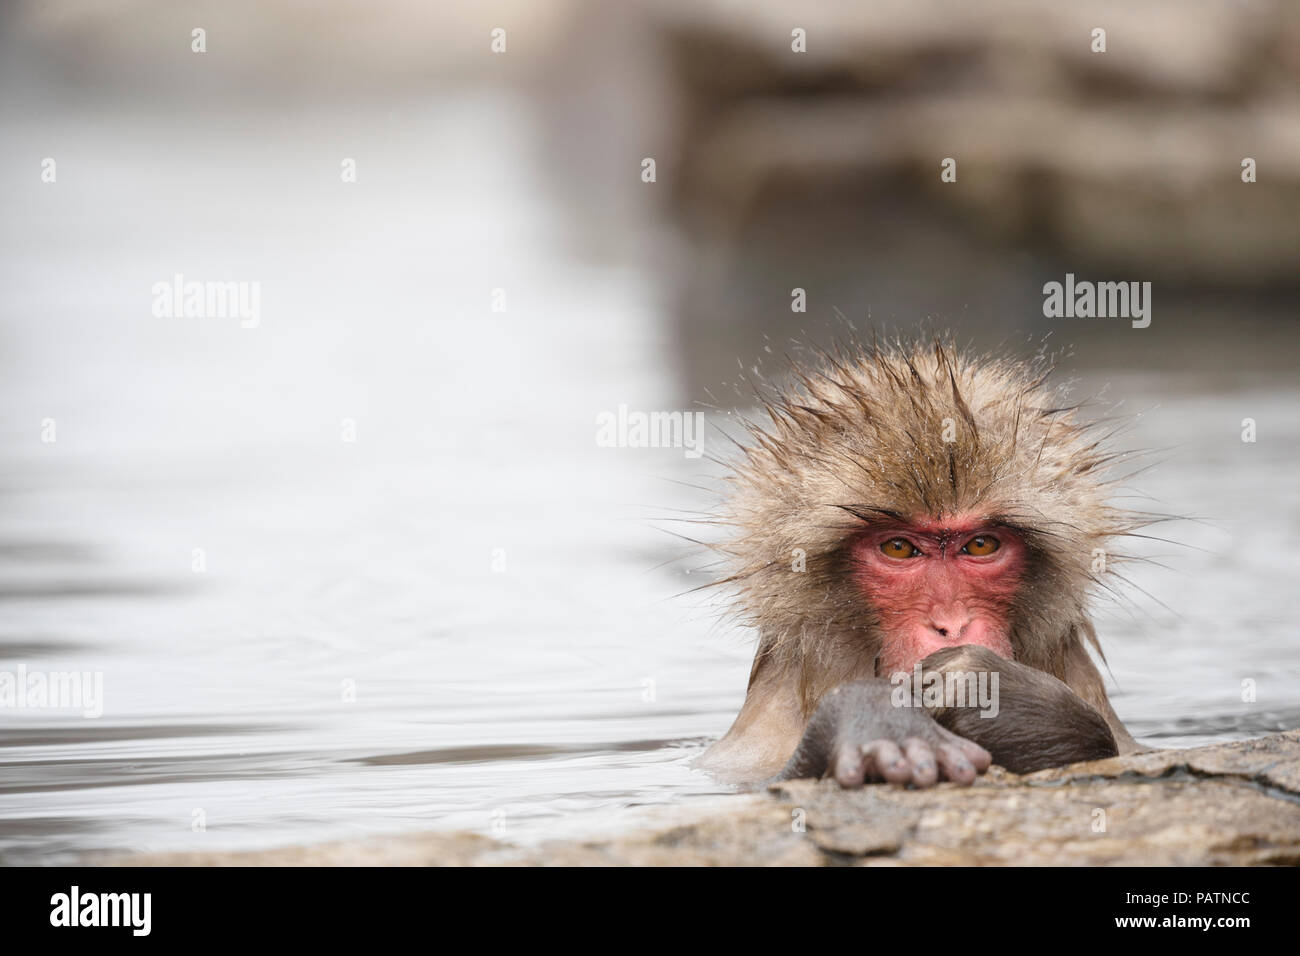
[1,96,1296,864]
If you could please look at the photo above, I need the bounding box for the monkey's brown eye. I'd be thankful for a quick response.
[962,535,1000,556]
[880,538,920,559]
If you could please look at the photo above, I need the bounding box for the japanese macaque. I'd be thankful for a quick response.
[697,338,1148,787]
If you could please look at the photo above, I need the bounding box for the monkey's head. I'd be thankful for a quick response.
[719,338,1147,711]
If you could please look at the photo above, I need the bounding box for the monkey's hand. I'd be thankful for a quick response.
[921,645,1119,773]
[776,679,992,788]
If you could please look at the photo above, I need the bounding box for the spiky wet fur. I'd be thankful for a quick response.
[717,337,1149,717]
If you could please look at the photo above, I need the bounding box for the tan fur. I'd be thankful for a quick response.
[713,336,1150,728]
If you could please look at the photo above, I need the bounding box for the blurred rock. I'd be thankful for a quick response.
[660,0,1300,275]
[639,0,1300,393]
[5,0,580,99]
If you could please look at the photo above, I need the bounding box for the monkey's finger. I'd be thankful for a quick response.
[938,728,993,772]
[934,742,980,785]
[863,740,910,785]
[828,740,867,788]
[901,737,938,788]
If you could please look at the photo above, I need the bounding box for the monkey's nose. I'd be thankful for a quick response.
[930,618,972,641]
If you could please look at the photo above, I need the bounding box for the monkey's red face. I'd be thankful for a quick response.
[849,518,1027,678]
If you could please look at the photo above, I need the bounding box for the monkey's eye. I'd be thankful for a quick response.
[880,538,920,559]
[962,535,1000,556]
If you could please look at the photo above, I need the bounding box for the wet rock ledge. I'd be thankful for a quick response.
[117,731,1300,866]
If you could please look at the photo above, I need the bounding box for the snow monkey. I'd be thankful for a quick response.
[698,339,1148,787]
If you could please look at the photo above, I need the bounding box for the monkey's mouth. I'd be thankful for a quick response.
[876,629,1014,679]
